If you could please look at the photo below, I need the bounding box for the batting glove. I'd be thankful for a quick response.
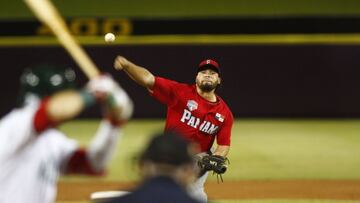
[87,74,133,124]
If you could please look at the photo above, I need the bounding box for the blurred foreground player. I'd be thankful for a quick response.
[114,56,233,202]
[107,132,202,203]
[0,64,133,203]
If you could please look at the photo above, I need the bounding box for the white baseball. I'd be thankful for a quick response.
[104,33,115,43]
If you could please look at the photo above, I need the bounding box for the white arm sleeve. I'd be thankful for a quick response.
[0,97,40,160]
[86,120,121,172]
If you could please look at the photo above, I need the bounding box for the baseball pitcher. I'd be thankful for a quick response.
[114,56,233,202]
[0,64,133,203]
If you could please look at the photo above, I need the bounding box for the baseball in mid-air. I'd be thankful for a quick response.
[104,33,115,43]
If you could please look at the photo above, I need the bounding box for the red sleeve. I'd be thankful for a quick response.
[216,111,234,146]
[33,98,57,133]
[150,77,179,106]
[64,148,104,176]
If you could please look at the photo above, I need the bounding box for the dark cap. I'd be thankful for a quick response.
[140,131,195,166]
[198,59,220,74]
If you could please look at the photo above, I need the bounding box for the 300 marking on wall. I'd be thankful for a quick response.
[37,18,132,36]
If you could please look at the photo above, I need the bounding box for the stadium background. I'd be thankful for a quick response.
[1,0,360,202]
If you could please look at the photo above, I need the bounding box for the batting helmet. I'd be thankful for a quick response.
[18,63,76,105]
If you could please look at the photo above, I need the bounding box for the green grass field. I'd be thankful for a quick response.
[56,119,360,203]
[59,119,360,182]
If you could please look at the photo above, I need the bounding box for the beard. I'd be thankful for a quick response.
[197,80,218,92]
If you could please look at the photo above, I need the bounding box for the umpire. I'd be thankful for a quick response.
[107,132,202,203]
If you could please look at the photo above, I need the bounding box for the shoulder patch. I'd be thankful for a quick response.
[215,113,225,122]
[187,100,198,111]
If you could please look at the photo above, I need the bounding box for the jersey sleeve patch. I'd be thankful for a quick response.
[216,111,234,146]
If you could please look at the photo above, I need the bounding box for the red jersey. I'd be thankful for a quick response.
[151,77,233,152]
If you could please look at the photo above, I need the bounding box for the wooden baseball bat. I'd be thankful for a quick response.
[24,0,100,79]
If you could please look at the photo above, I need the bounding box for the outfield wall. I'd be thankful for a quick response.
[2,0,360,19]
[1,44,360,118]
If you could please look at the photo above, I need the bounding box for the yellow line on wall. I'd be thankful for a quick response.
[2,34,360,46]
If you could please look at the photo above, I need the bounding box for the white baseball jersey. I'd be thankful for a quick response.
[0,96,78,203]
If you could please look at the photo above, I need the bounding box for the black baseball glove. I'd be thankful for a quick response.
[197,155,229,178]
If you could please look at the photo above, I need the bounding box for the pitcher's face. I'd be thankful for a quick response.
[196,69,221,92]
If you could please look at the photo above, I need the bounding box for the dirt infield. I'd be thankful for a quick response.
[57,180,360,201]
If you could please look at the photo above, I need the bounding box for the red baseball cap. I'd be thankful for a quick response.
[198,59,220,74]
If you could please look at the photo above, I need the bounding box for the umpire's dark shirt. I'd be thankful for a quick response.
[107,176,202,203]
